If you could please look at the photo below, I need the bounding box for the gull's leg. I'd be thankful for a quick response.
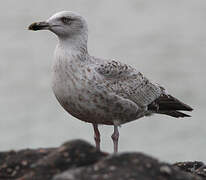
[111,124,119,153]
[92,123,100,151]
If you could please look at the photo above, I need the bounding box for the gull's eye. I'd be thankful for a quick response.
[61,17,71,24]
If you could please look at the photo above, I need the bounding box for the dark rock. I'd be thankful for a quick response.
[17,140,106,180]
[174,161,206,178]
[0,139,205,180]
[53,153,202,180]
[0,147,54,179]
[0,140,106,180]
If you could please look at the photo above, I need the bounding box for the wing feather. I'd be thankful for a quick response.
[96,59,162,107]
[95,59,193,118]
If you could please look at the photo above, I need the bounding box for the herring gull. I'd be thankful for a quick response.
[28,11,193,153]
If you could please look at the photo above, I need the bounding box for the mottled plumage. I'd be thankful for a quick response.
[29,11,193,153]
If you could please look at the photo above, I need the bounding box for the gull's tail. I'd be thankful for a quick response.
[148,94,193,118]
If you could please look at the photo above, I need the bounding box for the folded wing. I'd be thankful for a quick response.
[95,59,193,118]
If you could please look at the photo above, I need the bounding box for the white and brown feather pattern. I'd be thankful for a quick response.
[95,60,134,78]
[95,59,162,107]
[94,59,192,119]
[51,17,193,125]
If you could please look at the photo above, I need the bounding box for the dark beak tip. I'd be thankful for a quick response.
[28,22,38,31]
[28,22,49,31]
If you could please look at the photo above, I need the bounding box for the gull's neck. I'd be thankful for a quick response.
[57,34,88,58]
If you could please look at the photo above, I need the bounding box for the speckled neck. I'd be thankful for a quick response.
[57,31,88,57]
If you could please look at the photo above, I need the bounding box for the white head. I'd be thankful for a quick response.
[29,11,88,49]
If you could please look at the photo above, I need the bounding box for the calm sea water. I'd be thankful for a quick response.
[0,0,206,162]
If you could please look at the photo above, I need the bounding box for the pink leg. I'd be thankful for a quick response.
[111,125,119,153]
[92,123,100,151]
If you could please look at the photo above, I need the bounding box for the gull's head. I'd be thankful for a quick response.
[28,11,88,39]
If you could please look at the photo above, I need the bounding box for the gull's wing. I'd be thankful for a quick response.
[95,59,193,118]
[96,60,135,78]
[95,59,162,107]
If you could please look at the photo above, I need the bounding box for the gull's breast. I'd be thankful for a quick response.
[51,58,111,123]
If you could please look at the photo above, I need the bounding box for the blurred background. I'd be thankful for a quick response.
[0,0,206,162]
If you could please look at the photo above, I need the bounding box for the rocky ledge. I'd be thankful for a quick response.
[0,140,205,180]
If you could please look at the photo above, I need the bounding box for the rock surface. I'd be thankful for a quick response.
[0,140,106,180]
[53,153,203,180]
[174,161,206,178]
[0,139,205,180]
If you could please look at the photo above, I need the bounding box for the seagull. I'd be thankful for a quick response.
[28,11,193,153]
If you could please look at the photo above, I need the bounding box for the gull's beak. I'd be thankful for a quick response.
[28,21,50,31]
